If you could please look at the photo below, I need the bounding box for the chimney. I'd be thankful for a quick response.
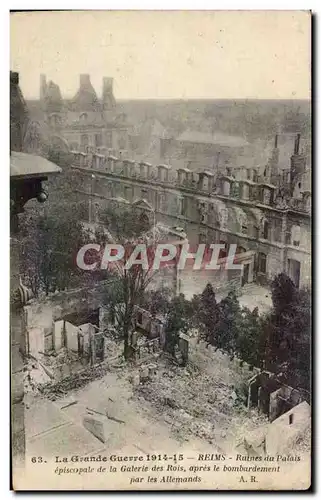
[103,77,113,96]
[294,133,301,155]
[40,74,47,100]
[10,71,19,85]
[10,71,28,153]
[79,74,91,87]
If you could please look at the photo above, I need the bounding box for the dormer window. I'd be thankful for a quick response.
[49,113,60,128]
[178,197,188,216]
[80,112,88,124]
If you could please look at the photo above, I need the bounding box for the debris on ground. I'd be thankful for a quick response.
[133,342,268,446]
[37,363,111,400]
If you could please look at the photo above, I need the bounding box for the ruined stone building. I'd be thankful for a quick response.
[26,74,130,154]
[70,130,311,296]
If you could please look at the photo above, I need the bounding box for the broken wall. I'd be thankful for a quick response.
[265,401,311,456]
[24,282,109,356]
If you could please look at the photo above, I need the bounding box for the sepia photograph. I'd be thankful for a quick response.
[10,10,311,490]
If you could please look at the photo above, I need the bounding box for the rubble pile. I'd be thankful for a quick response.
[135,343,267,445]
[37,363,111,400]
[24,359,52,394]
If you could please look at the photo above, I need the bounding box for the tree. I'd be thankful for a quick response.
[192,283,220,345]
[100,206,165,360]
[264,273,311,393]
[19,202,90,295]
[215,291,242,356]
[235,307,263,367]
[141,287,173,317]
[165,293,192,359]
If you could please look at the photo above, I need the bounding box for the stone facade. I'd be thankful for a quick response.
[70,137,311,294]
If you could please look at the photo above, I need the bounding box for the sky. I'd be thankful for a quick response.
[10,10,311,100]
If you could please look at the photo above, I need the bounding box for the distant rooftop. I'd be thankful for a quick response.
[176,130,249,148]
[130,118,171,139]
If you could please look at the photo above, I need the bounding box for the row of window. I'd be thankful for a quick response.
[99,181,302,248]
[79,132,127,149]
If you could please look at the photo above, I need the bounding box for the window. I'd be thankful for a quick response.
[253,169,258,183]
[241,225,247,235]
[291,225,301,247]
[198,201,207,222]
[222,180,230,196]
[263,188,273,205]
[95,133,102,147]
[141,189,148,201]
[158,194,165,212]
[80,134,89,147]
[288,259,301,288]
[258,253,267,274]
[124,186,132,202]
[179,197,188,217]
[118,132,127,150]
[249,186,257,201]
[105,132,112,148]
[107,182,114,198]
[80,113,88,124]
[231,182,240,198]
[263,220,269,240]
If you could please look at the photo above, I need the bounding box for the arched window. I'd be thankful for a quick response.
[222,180,230,196]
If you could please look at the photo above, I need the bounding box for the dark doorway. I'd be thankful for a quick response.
[242,263,250,286]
